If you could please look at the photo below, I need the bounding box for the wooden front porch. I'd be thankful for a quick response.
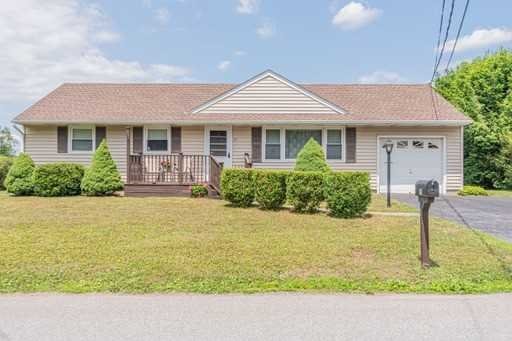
[125,154,223,197]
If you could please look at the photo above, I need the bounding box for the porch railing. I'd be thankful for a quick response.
[127,154,223,192]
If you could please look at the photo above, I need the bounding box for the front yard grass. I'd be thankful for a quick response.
[0,193,511,294]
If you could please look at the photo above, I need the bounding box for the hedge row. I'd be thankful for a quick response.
[4,141,122,197]
[220,168,371,218]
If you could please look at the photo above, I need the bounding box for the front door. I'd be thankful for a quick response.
[205,127,232,167]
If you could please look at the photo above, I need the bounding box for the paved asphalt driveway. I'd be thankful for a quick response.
[1,293,512,341]
[394,194,512,243]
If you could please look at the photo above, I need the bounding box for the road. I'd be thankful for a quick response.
[1,293,511,340]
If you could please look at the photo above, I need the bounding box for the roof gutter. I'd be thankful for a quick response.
[13,119,473,126]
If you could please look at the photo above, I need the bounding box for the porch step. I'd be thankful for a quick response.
[124,184,192,197]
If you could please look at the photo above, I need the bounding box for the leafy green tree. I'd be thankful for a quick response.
[4,153,35,195]
[436,49,512,188]
[294,138,330,172]
[81,140,123,195]
[0,126,17,156]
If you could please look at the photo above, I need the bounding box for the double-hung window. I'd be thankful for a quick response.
[146,128,169,152]
[265,129,281,160]
[285,129,322,159]
[71,127,94,152]
[326,129,343,160]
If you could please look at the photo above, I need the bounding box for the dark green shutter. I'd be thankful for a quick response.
[95,126,106,149]
[251,127,262,163]
[57,126,68,153]
[346,127,356,163]
[171,127,182,153]
[132,127,143,154]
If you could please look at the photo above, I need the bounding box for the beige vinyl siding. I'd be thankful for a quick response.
[25,125,128,180]
[232,126,463,192]
[232,126,251,166]
[200,76,338,115]
[182,126,204,154]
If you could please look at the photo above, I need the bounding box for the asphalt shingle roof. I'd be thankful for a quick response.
[14,83,470,124]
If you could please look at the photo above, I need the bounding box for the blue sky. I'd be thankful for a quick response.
[1,0,512,127]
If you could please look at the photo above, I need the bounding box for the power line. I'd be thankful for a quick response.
[431,0,456,82]
[432,0,446,79]
[445,0,471,73]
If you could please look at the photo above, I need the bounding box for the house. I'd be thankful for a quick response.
[13,70,471,196]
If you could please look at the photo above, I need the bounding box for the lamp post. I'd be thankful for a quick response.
[382,140,394,208]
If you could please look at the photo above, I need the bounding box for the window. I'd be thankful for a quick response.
[209,130,227,156]
[147,128,168,152]
[428,142,439,149]
[412,140,424,149]
[265,129,281,160]
[285,129,322,159]
[396,140,408,149]
[71,127,93,152]
[326,130,342,160]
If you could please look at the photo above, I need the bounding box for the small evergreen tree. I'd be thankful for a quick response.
[294,138,330,172]
[81,140,123,195]
[4,153,35,195]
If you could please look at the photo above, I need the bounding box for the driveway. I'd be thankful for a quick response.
[394,194,512,242]
[1,293,512,341]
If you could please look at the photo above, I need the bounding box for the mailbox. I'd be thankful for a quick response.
[415,180,440,198]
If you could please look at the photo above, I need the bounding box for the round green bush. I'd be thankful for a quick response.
[286,171,324,213]
[0,156,13,190]
[324,172,372,218]
[294,138,330,172]
[4,153,35,195]
[191,184,208,198]
[254,170,289,209]
[220,168,255,207]
[33,163,85,197]
[81,140,123,196]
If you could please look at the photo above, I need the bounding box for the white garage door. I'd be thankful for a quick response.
[379,138,443,194]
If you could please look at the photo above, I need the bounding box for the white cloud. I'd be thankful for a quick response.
[358,71,406,84]
[0,0,192,103]
[237,0,259,14]
[256,21,274,39]
[94,30,121,43]
[154,7,170,25]
[443,28,512,53]
[332,1,381,30]
[217,60,231,71]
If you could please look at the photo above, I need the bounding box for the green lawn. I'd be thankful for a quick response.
[0,192,511,294]
[487,190,512,198]
[368,194,417,212]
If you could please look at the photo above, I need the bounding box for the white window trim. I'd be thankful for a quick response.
[262,126,346,162]
[144,125,171,155]
[69,125,95,154]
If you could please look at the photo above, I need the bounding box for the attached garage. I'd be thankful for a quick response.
[378,137,444,194]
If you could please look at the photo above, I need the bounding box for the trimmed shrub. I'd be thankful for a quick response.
[458,185,488,196]
[294,138,330,172]
[191,184,208,198]
[220,168,255,207]
[4,153,35,195]
[0,156,13,190]
[33,163,84,197]
[286,171,324,213]
[324,172,372,218]
[254,170,289,209]
[81,140,123,196]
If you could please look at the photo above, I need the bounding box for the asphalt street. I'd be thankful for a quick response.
[1,293,511,341]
